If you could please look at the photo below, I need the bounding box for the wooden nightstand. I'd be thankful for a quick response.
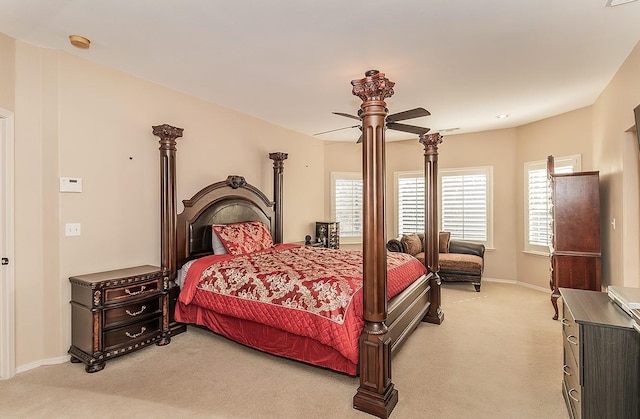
[68,265,171,373]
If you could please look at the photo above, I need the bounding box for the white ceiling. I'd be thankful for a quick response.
[1,0,640,141]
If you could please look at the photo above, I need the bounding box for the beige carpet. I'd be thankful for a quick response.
[0,281,569,419]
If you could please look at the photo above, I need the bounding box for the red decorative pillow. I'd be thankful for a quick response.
[212,221,274,256]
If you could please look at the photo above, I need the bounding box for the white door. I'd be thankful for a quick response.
[0,108,15,379]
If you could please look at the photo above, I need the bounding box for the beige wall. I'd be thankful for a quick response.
[8,38,325,368]
[592,41,640,288]
[0,32,14,110]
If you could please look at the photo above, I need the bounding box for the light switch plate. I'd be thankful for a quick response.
[60,177,82,193]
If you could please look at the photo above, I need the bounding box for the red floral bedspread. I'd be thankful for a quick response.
[178,244,427,366]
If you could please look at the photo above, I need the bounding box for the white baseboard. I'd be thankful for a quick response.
[483,277,549,293]
[15,355,70,374]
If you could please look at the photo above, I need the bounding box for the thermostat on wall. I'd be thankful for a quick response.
[60,177,82,193]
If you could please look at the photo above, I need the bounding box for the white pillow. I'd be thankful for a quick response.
[211,225,228,255]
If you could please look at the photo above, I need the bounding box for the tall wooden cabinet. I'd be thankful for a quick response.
[550,171,601,320]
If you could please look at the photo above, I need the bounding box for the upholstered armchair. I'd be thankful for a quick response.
[387,232,485,292]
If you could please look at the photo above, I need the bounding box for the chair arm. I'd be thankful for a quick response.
[387,238,405,253]
[449,240,485,258]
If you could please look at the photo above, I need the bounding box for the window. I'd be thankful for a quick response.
[440,167,493,246]
[331,172,362,241]
[395,167,493,247]
[396,172,424,235]
[524,155,581,254]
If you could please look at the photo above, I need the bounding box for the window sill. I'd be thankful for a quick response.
[522,250,550,257]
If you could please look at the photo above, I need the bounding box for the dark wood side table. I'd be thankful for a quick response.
[68,265,171,372]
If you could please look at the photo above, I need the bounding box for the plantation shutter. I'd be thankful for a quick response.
[397,176,425,235]
[334,177,363,237]
[527,164,573,247]
[441,173,487,241]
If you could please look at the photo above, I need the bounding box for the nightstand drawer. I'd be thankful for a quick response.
[103,296,162,328]
[103,316,162,351]
[104,279,161,303]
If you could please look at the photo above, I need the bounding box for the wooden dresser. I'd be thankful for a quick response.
[560,288,640,419]
[550,171,601,320]
[68,265,171,372]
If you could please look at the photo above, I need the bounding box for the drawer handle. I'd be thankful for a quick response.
[562,365,571,376]
[125,327,146,339]
[561,318,570,326]
[125,285,146,296]
[566,335,578,346]
[568,388,579,402]
[125,305,146,317]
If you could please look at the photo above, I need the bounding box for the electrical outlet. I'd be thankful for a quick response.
[65,223,81,236]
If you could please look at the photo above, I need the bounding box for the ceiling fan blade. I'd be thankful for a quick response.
[313,125,360,136]
[386,107,431,123]
[387,122,431,135]
[356,134,363,144]
[332,111,361,121]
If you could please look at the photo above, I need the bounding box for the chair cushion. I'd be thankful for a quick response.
[401,234,423,256]
[439,253,483,275]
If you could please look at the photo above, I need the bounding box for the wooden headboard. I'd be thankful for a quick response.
[175,175,276,268]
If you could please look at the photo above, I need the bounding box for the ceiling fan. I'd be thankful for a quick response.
[314,107,431,143]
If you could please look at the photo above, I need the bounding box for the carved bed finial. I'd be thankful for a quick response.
[419,132,443,155]
[225,175,247,189]
[152,124,184,150]
[269,152,288,172]
[351,69,395,102]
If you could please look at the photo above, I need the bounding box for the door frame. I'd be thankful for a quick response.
[0,107,15,380]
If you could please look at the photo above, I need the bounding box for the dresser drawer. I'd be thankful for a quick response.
[563,342,581,411]
[561,307,580,365]
[562,378,580,419]
[103,316,162,351]
[104,279,161,303]
[103,296,162,328]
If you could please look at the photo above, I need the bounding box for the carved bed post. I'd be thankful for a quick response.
[420,133,444,324]
[151,124,183,280]
[351,70,398,419]
[269,152,288,244]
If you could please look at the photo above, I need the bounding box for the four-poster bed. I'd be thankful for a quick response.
[151,70,444,418]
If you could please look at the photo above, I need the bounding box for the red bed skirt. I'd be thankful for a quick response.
[175,300,358,375]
